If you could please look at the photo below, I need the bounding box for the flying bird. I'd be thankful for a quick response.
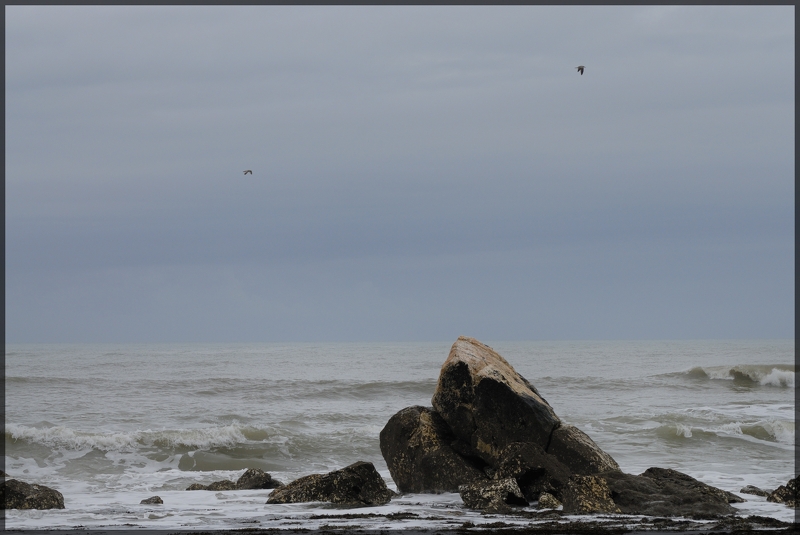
[576,66,585,75]
[243,170,252,175]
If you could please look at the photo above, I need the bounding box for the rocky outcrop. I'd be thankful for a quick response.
[379,405,487,493]
[140,496,163,504]
[380,336,746,519]
[380,336,619,503]
[458,478,527,514]
[266,461,394,506]
[767,476,798,508]
[1,479,65,510]
[186,468,284,491]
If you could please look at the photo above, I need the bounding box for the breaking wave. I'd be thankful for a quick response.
[684,364,794,388]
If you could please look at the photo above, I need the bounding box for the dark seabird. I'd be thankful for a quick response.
[576,66,585,75]
[243,170,252,175]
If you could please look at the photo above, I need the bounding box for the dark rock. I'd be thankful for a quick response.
[547,424,620,476]
[561,474,621,514]
[236,468,283,490]
[740,485,769,497]
[185,480,236,491]
[641,467,743,504]
[493,442,571,502]
[140,496,163,504]
[599,468,738,518]
[380,405,487,493]
[458,478,528,514]
[431,337,561,465]
[766,476,798,507]
[537,491,561,509]
[266,461,394,506]
[1,479,65,510]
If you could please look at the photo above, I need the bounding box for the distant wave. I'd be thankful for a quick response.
[683,364,794,388]
[4,422,287,453]
[653,416,794,448]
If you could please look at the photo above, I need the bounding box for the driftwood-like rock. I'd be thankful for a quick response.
[1,479,65,510]
[431,337,561,465]
[562,474,621,514]
[379,405,487,493]
[458,478,528,514]
[766,476,798,508]
[236,468,283,490]
[186,479,236,491]
[266,461,394,506]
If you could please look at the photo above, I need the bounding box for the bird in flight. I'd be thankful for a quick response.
[576,66,585,75]
[243,170,252,175]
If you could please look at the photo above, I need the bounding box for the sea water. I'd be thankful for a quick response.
[3,340,795,529]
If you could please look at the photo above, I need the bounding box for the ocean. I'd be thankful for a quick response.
[3,339,796,530]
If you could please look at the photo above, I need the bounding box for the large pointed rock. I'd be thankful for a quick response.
[379,405,487,493]
[431,337,561,465]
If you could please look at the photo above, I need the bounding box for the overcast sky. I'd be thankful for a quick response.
[5,6,794,343]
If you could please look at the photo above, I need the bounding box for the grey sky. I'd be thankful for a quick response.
[5,6,794,343]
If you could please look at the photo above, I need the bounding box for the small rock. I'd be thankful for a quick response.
[1,479,65,510]
[140,496,163,505]
[236,468,283,490]
[186,483,208,491]
[459,477,528,514]
[537,491,561,509]
[267,461,394,506]
[561,474,621,514]
[766,476,798,508]
[740,485,770,497]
